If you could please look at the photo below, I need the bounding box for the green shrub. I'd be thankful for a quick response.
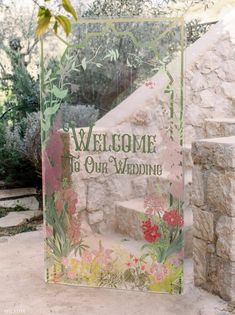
[61,104,99,127]
[0,123,39,186]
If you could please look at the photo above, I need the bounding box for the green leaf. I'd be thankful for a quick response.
[96,63,103,68]
[55,15,71,37]
[62,0,78,21]
[53,21,58,34]
[44,69,52,83]
[38,6,46,17]
[41,119,51,132]
[44,103,60,118]
[81,57,87,70]
[127,58,132,68]
[36,10,52,37]
[52,85,68,99]
[165,233,183,259]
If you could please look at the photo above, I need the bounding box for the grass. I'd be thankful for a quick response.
[0,205,30,218]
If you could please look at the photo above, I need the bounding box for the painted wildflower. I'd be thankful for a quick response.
[141,219,161,243]
[163,209,184,227]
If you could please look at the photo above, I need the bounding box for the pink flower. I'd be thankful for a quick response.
[42,115,64,196]
[92,241,113,265]
[67,271,76,280]
[61,257,69,266]
[81,250,93,264]
[144,193,167,215]
[42,151,61,196]
[168,250,184,267]
[150,263,170,282]
[144,80,156,89]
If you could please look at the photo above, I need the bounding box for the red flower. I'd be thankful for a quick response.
[141,219,161,243]
[69,214,81,244]
[141,265,145,271]
[133,257,139,264]
[126,262,132,268]
[163,209,184,227]
[55,187,78,214]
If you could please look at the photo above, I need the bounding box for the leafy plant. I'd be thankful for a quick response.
[140,195,184,264]
[3,112,41,176]
[33,0,78,37]
[0,45,40,123]
[45,194,88,262]
[148,265,183,293]
[0,122,39,186]
[61,104,99,127]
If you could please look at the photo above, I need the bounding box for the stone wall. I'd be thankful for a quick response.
[66,11,235,245]
[96,10,235,147]
[68,127,176,234]
[192,136,235,302]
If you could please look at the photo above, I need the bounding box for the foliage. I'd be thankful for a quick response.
[0,122,39,186]
[61,104,99,127]
[34,0,78,37]
[45,194,88,262]
[0,2,39,123]
[0,112,42,186]
[84,0,157,17]
[0,46,40,122]
[186,19,215,45]
[63,0,215,116]
[5,112,42,174]
[140,193,184,264]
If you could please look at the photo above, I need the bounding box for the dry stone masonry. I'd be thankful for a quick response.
[63,9,235,301]
[192,136,235,302]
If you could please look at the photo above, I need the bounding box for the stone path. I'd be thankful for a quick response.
[0,210,42,228]
[0,188,39,211]
[0,230,233,315]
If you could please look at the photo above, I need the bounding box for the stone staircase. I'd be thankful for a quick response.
[192,117,235,302]
[205,118,235,138]
[115,198,145,241]
[0,187,41,230]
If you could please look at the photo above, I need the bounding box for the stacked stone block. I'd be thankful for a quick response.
[192,136,235,302]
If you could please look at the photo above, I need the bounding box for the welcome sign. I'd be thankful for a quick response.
[63,126,163,176]
[41,17,185,293]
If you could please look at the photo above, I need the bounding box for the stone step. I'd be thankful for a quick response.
[115,198,192,258]
[0,196,39,211]
[0,188,37,200]
[205,117,235,138]
[130,168,192,210]
[0,210,42,228]
[115,198,145,241]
